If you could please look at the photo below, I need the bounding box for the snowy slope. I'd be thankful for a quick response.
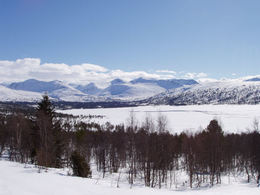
[0,85,42,102]
[8,79,69,93]
[100,82,166,100]
[0,84,104,102]
[147,80,260,105]
[0,160,259,195]
[5,80,105,102]
[130,77,198,89]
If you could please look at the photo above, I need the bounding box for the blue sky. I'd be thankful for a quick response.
[0,0,260,82]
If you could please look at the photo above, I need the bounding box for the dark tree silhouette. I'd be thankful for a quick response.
[71,151,92,178]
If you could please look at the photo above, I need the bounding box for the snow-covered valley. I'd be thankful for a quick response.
[58,104,260,134]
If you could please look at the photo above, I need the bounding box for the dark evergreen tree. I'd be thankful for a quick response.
[71,151,92,178]
[36,95,64,168]
[36,95,55,119]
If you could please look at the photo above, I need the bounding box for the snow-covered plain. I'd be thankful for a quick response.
[58,105,260,134]
[0,160,259,195]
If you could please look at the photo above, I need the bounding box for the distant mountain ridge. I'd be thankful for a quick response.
[75,83,102,95]
[8,79,67,93]
[2,77,260,104]
[1,78,198,102]
[130,78,198,90]
[76,78,198,100]
[6,79,105,102]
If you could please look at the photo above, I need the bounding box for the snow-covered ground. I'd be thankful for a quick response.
[58,105,260,134]
[0,160,259,195]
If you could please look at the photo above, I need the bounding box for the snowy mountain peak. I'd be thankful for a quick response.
[8,79,67,93]
[76,83,102,95]
[130,77,153,84]
[130,77,198,90]
[6,79,105,102]
[110,79,126,85]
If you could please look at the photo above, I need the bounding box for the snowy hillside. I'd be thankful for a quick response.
[130,78,198,89]
[7,79,104,102]
[8,79,69,93]
[100,81,166,100]
[2,79,105,102]
[147,80,260,105]
[0,85,42,102]
[0,160,259,195]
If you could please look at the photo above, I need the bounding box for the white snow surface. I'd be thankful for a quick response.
[58,105,260,134]
[0,83,105,102]
[0,160,259,195]
[100,83,166,100]
[0,85,42,102]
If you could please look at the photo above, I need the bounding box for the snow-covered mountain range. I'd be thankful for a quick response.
[74,78,198,100]
[1,77,260,104]
[5,79,106,102]
[145,78,260,105]
[0,78,197,102]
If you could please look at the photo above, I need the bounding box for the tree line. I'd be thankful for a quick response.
[0,95,260,188]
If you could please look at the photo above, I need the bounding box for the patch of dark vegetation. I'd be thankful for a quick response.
[52,101,138,109]
[0,100,139,111]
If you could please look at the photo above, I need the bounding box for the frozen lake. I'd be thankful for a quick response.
[58,105,260,134]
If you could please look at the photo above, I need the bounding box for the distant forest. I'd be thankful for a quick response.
[0,95,260,188]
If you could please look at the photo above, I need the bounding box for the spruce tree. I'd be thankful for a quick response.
[36,95,55,120]
[36,95,64,168]
[71,151,92,178]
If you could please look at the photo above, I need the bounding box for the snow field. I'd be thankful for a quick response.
[58,104,260,134]
[0,160,259,195]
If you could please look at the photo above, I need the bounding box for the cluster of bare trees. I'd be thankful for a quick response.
[0,96,260,188]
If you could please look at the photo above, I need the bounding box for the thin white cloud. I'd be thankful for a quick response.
[109,70,163,81]
[196,78,218,83]
[184,72,208,79]
[81,63,108,72]
[156,70,176,74]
